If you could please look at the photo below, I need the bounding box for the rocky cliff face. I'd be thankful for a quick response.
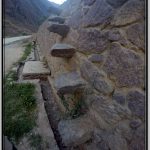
[36,0,145,149]
[4,0,59,36]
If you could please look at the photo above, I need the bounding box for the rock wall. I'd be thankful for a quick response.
[36,0,145,149]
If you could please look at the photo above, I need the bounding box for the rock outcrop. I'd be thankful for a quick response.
[36,0,145,149]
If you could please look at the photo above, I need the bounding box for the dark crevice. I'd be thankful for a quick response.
[40,80,69,150]
[17,62,24,81]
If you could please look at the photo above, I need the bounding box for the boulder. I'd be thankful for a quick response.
[82,0,114,27]
[48,16,65,24]
[54,71,86,95]
[87,95,130,129]
[127,90,145,119]
[108,29,122,41]
[77,29,110,54]
[103,43,144,88]
[58,116,94,146]
[88,54,105,64]
[126,23,145,50]
[80,60,114,95]
[93,78,114,95]
[112,90,126,105]
[108,28,128,46]
[130,119,142,129]
[92,129,128,150]
[111,0,144,26]
[48,23,70,37]
[50,43,75,58]
[80,60,106,81]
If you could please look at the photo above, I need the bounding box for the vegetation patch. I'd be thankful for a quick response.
[4,41,37,144]
[18,42,33,62]
[4,70,18,83]
[61,95,87,119]
[4,76,37,141]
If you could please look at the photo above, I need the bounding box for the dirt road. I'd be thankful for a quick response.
[4,35,31,45]
[4,36,31,74]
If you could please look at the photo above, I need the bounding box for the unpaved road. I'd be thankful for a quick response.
[4,36,31,74]
[4,35,31,45]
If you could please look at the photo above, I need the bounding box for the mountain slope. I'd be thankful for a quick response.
[4,0,59,37]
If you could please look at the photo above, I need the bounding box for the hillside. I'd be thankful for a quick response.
[3,0,59,37]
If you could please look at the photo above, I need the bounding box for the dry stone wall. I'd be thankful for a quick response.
[36,0,145,149]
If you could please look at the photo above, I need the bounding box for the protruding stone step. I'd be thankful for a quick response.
[49,16,65,24]
[22,61,50,79]
[54,71,86,95]
[48,23,70,37]
[50,43,75,58]
[58,115,94,146]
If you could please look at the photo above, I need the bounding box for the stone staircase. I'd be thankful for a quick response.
[20,20,130,149]
[19,15,134,150]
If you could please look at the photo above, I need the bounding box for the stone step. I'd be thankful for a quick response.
[48,23,70,37]
[22,61,50,79]
[58,115,95,147]
[50,43,75,58]
[48,16,65,24]
[54,71,86,95]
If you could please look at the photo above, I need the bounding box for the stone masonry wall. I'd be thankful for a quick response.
[36,0,145,149]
